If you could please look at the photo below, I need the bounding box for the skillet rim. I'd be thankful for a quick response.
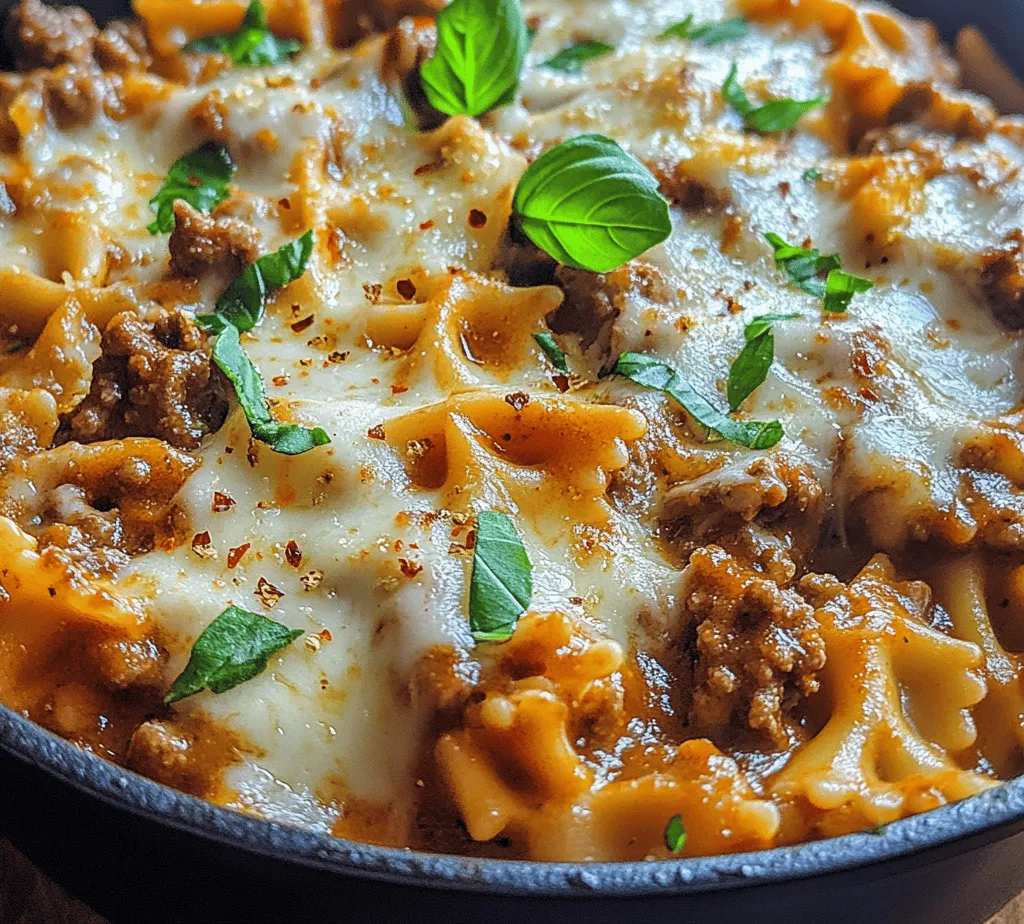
[4,703,1024,897]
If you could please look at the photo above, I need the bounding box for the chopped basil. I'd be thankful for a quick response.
[469,511,533,642]
[197,230,329,454]
[660,16,748,44]
[823,268,874,314]
[512,133,671,273]
[164,605,302,703]
[211,324,331,454]
[199,231,315,333]
[541,40,614,73]
[420,0,528,118]
[147,142,235,235]
[765,232,872,312]
[803,166,822,182]
[722,62,827,133]
[664,814,687,853]
[534,331,568,372]
[613,351,782,450]
[184,0,301,66]
[727,312,799,410]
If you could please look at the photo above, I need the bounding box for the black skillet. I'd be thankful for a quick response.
[1,1,1023,921]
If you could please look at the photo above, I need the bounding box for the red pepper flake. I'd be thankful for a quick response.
[569,596,584,606]
[468,208,487,228]
[367,424,386,440]
[272,374,290,387]
[396,278,416,300]
[399,558,423,578]
[211,491,236,512]
[504,391,529,411]
[391,384,409,395]
[255,576,285,608]
[247,440,260,467]
[363,282,382,303]
[419,219,435,231]
[285,540,302,568]
[552,373,570,393]
[187,175,202,187]
[327,350,349,364]
[227,543,250,569]
[318,628,332,642]
[278,197,291,210]
[291,315,315,334]
[414,159,443,176]
[191,531,217,559]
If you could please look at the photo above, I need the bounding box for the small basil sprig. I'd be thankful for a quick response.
[469,511,533,642]
[199,232,315,333]
[420,0,528,118]
[534,331,568,372]
[613,351,782,449]
[722,62,826,133]
[184,0,301,67]
[727,312,799,410]
[165,605,302,703]
[513,134,671,273]
[660,16,748,44]
[542,40,614,73]
[664,814,687,853]
[765,232,872,312]
[147,142,235,235]
[198,231,330,455]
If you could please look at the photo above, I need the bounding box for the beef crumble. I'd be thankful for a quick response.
[168,200,261,277]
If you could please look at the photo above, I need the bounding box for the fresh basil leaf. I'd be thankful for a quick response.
[613,351,783,450]
[534,331,568,372]
[420,0,528,118]
[184,0,301,67]
[165,605,302,703]
[664,814,686,853]
[727,330,774,411]
[661,16,748,44]
[211,324,330,455]
[823,269,873,313]
[722,62,826,133]
[469,510,532,642]
[542,40,614,73]
[513,133,671,273]
[199,231,314,333]
[765,232,840,298]
[803,166,821,182]
[743,311,800,343]
[147,142,235,235]
[726,313,799,410]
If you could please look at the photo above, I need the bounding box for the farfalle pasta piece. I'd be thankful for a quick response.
[931,554,1024,776]
[0,387,58,464]
[381,273,562,392]
[771,555,991,836]
[0,296,99,414]
[382,390,646,525]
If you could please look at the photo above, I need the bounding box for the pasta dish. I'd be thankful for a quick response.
[2,0,1024,862]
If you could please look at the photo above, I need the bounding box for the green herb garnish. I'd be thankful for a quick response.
[199,231,315,334]
[660,16,748,44]
[664,814,687,853]
[184,0,301,66]
[164,605,303,703]
[802,166,821,182]
[534,331,568,372]
[613,351,782,449]
[722,62,827,133]
[513,133,671,273]
[541,40,614,73]
[420,0,528,118]
[197,231,330,454]
[147,142,235,235]
[765,232,872,312]
[727,312,799,410]
[469,511,533,642]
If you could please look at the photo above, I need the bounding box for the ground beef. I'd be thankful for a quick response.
[93,18,151,74]
[979,230,1024,329]
[57,307,230,451]
[168,201,261,277]
[3,0,97,70]
[680,545,826,749]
